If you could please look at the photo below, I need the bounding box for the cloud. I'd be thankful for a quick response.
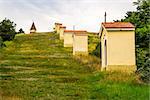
[0,0,136,33]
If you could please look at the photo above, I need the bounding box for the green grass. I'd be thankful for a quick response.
[0,32,149,100]
[88,33,99,54]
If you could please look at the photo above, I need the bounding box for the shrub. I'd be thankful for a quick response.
[18,28,25,34]
[136,48,148,69]
[0,36,6,47]
[0,36,3,47]
[92,42,101,58]
[137,58,150,83]
[0,18,16,41]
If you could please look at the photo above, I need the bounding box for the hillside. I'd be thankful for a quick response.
[0,33,149,99]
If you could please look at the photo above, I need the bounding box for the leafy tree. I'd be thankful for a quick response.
[0,18,16,41]
[18,28,25,34]
[92,42,101,58]
[137,58,150,83]
[0,36,5,47]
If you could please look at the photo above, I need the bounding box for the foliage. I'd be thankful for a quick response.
[92,42,101,58]
[137,58,150,83]
[18,28,25,34]
[88,33,100,54]
[0,18,16,41]
[88,33,100,58]
[0,36,5,47]
[0,36,3,47]
[136,48,148,69]
[123,0,150,26]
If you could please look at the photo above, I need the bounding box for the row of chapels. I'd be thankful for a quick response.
[29,21,136,73]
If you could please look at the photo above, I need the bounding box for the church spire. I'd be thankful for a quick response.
[30,22,36,33]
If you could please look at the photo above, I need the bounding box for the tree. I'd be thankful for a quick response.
[0,18,16,41]
[0,36,5,47]
[18,28,25,34]
[92,42,101,58]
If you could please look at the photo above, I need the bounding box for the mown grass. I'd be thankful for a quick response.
[88,33,99,54]
[0,32,149,100]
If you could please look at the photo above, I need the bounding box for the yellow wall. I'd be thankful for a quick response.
[107,31,136,65]
[54,25,57,32]
[73,34,88,55]
[56,25,62,34]
[101,27,136,72]
[54,24,58,32]
[59,28,65,40]
[64,32,73,47]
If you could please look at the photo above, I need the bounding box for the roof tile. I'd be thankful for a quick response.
[60,26,66,28]
[64,30,86,32]
[55,23,62,25]
[102,22,135,28]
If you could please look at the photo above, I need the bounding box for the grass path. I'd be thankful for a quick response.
[0,33,149,99]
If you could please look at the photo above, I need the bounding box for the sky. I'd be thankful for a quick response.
[0,0,137,33]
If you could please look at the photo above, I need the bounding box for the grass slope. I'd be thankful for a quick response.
[0,33,149,100]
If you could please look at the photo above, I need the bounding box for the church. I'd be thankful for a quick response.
[30,22,36,33]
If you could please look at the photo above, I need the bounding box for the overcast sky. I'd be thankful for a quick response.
[0,0,137,33]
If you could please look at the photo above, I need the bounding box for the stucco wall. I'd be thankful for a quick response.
[55,25,58,33]
[105,65,136,73]
[107,30,136,65]
[64,32,73,47]
[59,28,65,40]
[73,34,88,55]
[54,25,57,32]
[56,25,62,34]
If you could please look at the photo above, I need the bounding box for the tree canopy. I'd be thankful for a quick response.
[18,28,25,34]
[0,18,16,41]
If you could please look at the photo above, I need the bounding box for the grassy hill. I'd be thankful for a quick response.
[0,33,149,99]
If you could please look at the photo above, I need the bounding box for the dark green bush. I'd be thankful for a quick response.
[0,18,16,41]
[0,33,16,41]
[0,36,4,47]
[92,42,101,58]
[17,28,25,34]
[137,58,150,83]
[136,48,149,69]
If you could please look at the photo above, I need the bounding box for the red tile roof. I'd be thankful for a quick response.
[55,23,62,25]
[60,26,66,28]
[64,30,72,32]
[74,31,87,35]
[64,30,87,32]
[102,22,135,28]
